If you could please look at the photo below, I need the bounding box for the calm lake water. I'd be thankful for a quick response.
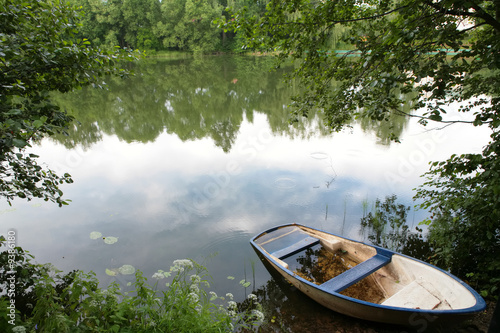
[0,56,491,331]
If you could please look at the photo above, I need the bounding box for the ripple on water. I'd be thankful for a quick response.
[273,177,297,190]
[310,151,330,160]
[199,226,252,255]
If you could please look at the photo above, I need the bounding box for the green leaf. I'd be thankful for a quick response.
[32,120,44,128]
[12,139,28,148]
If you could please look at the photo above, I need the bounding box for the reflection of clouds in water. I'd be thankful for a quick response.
[309,151,337,188]
[0,109,491,302]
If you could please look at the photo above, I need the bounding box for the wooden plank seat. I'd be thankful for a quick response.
[271,236,320,260]
[319,252,392,293]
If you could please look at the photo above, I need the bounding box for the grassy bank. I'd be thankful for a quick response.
[0,244,263,332]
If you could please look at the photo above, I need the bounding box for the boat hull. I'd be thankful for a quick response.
[251,224,486,326]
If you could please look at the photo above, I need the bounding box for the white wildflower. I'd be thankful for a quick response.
[251,309,265,323]
[190,284,199,293]
[172,259,193,269]
[170,266,184,273]
[225,292,233,300]
[247,293,257,301]
[227,300,236,313]
[209,291,218,301]
[227,301,237,311]
[152,272,165,280]
[188,292,199,304]
[190,274,201,284]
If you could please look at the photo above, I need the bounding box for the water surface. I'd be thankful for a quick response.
[0,56,491,330]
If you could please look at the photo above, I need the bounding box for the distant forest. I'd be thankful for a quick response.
[68,0,349,54]
[67,0,265,54]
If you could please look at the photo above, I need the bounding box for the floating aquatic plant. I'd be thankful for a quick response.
[239,279,251,288]
[89,231,119,244]
[89,231,102,240]
[105,265,136,276]
[103,236,118,244]
[118,264,135,275]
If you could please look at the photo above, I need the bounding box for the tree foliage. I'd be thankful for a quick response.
[156,0,223,53]
[0,0,135,205]
[415,130,500,297]
[224,0,499,133]
[224,0,500,295]
[65,0,270,53]
[70,0,163,49]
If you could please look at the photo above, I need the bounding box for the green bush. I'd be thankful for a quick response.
[0,244,264,332]
[415,130,500,299]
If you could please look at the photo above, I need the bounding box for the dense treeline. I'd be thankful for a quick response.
[67,0,267,54]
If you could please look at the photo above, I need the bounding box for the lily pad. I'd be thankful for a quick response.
[90,231,102,240]
[103,236,118,244]
[118,265,136,275]
[105,268,118,276]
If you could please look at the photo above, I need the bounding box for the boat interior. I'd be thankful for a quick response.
[254,225,478,310]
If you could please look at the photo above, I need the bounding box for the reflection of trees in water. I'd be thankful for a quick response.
[356,90,417,146]
[360,195,432,261]
[50,56,413,151]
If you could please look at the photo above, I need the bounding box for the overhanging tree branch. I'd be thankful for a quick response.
[423,0,500,32]
[325,5,410,25]
[393,108,491,125]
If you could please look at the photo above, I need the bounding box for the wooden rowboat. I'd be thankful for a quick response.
[250,224,486,326]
